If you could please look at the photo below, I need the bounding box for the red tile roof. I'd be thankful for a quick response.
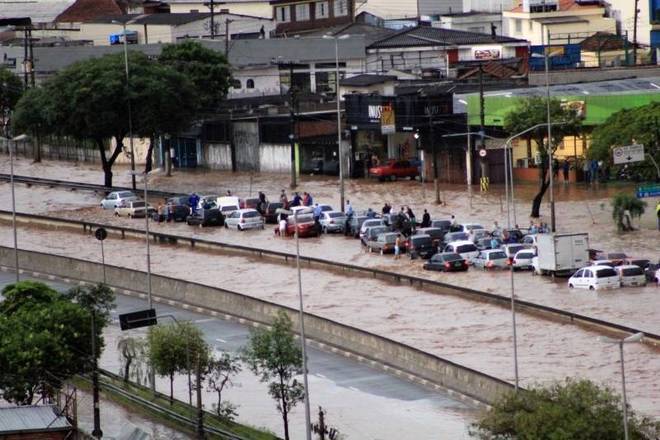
[55,0,126,23]
[509,0,602,13]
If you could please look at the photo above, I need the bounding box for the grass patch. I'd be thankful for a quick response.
[74,374,278,440]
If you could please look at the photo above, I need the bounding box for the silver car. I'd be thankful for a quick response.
[114,200,154,218]
[224,209,264,231]
[472,249,509,270]
[320,211,346,233]
[100,191,138,209]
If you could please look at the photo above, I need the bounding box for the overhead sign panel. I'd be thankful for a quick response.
[613,144,644,165]
[119,308,157,330]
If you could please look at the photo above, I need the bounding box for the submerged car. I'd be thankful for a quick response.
[568,266,620,290]
[423,252,468,272]
[224,209,264,231]
[614,265,646,287]
[320,211,347,233]
[472,249,509,270]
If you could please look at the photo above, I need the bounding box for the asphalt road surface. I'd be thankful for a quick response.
[0,272,479,440]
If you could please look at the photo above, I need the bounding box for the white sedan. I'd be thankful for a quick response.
[512,249,536,270]
[100,191,138,209]
[224,209,264,231]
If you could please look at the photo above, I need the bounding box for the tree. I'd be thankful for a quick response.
[470,378,660,439]
[0,67,23,135]
[503,97,581,218]
[590,102,660,181]
[64,283,115,325]
[159,40,232,113]
[147,321,209,403]
[611,193,647,231]
[35,52,196,187]
[117,336,149,384]
[243,311,305,440]
[0,281,107,404]
[12,87,50,162]
[206,352,242,420]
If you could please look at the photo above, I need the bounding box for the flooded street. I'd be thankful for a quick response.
[1,156,659,420]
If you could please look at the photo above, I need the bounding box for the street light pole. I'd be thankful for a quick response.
[543,25,556,232]
[114,19,137,191]
[9,137,19,283]
[600,332,644,440]
[293,210,313,440]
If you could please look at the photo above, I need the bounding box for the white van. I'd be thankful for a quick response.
[443,240,479,261]
[568,265,620,290]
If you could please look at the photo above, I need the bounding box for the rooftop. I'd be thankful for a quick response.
[508,0,603,13]
[368,25,527,49]
[55,0,125,23]
[580,32,630,52]
[340,74,397,87]
[0,0,76,23]
[304,22,397,46]
[0,405,71,434]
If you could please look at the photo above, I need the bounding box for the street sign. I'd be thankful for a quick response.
[119,308,157,330]
[613,144,644,165]
[94,227,107,241]
[478,148,487,158]
[636,184,660,198]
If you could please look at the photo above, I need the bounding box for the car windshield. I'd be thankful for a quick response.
[132,201,145,208]
[369,227,387,235]
[630,260,649,268]
[467,224,484,230]
[489,251,507,259]
[320,206,333,212]
[243,211,259,218]
[456,244,477,253]
[621,267,643,276]
[432,220,451,228]
[596,268,617,278]
[447,233,468,241]
[507,245,525,254]
[328,212,344,218]
[379,234,396,243]
[221,205,238,212]
[364,220,382,227]
[517,252,534,259]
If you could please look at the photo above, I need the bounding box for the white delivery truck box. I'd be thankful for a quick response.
[535,233,589,276]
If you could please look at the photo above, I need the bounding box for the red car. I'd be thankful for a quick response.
[369,160,419,181]
[284,214,319,238]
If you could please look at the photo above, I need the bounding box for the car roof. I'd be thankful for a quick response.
[449,240,475,246]
[236,208,258,213]
[325,210,344,215]
[616,264,641,270]
[411,234,431,239]
[588,265,616,271]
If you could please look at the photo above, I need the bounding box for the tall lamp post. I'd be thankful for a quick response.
[323,34,350,213]
[112,19,137,191]
[7,134,28,283]
[599,332,644,440]
[293,210,312,440]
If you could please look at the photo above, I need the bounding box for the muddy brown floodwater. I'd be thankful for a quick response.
[1,156,659,418]
[1,223,659,418]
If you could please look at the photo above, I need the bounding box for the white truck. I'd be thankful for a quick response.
[532,233,589,277]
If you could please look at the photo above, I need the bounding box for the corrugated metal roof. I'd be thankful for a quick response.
[368,25,527,49]
[0,405,71,434]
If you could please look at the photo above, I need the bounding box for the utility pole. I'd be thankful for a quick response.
[478,62,488,182]
[196,357,205,439]
[429,109,440,204]
[224,18,230,54]
[543,26,556,232]
[22,27,29,87]
[288,63,298,189]
[209,0,215,39]
[633,0,639,65]
[26,26,35,87]
[91,310,103,439]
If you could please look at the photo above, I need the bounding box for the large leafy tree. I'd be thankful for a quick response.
[16,52,196,187]
[471,378,660,439]
[589,102,660,181]
[243,311,305,440]
[12,87,50,162]
[0,281,113,405]
[504,97,581,218]
[147,321,209,404]
[159,40,232,113]
[0,67,23,135]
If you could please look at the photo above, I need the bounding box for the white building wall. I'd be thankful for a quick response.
[358,0,418,19]
[463,0,515,13]
[229,66,281,98]
[168,1,272,18]
[604,0,651,46]
[418,0,462,15]
[259,144,291,172]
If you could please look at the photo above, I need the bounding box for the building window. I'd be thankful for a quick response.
[316,1,329,19]
[246,79,255,89]
[514,18,522,34]
[295,3,310,21]
[276,6,290,23]
[334,0,348,17]
[232,79,242,89]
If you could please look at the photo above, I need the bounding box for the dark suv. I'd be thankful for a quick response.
[186,208,224,227]
[406,234,436,259]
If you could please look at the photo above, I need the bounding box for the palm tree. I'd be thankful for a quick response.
[611,194,646,231]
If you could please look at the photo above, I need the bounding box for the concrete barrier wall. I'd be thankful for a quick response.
[0,247,514,405]
[529,65,660,86]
